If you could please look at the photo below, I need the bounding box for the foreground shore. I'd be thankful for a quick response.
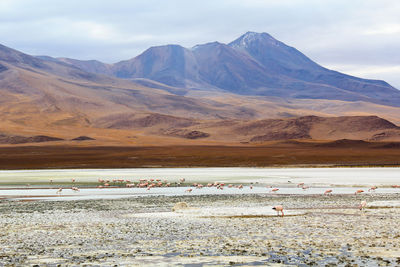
[0,143,400,169]
[1,193,400,266]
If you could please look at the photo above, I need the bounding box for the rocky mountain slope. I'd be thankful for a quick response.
[1,34,400,145]
[44,32,400,107]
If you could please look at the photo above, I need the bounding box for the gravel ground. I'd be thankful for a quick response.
[1,193,400,266]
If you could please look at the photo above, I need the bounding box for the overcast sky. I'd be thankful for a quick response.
[1,0,399,88]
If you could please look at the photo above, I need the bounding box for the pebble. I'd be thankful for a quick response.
[0,194,399,265]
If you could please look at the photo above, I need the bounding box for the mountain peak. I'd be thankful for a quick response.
[192,41,224,51]
[229,32,279,50]
[146,44,184,52]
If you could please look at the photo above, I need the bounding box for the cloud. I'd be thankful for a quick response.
[0,0,399,87]
[363,24,400,35]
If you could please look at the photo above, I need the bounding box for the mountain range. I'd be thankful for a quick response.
[40,32,400,106]
[1,31,400,145]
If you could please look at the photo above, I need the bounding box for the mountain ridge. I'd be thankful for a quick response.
[1,33,400,145]
[35,32,400,107]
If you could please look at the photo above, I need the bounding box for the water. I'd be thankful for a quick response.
[0,167,399,201]
[0,167,399,185]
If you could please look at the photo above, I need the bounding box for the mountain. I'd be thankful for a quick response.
[1,34,400,146]
[113,44,205,89]
[0,42,262,144]
[191,41,280,94]
[228,32,399,105]
[42,32,400,107]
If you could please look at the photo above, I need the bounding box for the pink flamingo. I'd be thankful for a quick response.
[272,205,284,217]
[324,189,332,195]
[359,200,367,211]
[355,189,364,195]
[368,186,377,192]
[270,188,279,193]
[71,186,80,192]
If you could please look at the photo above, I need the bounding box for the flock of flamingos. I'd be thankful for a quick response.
[51,177,400,217]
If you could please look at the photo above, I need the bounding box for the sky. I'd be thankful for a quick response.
[1,0,399,88]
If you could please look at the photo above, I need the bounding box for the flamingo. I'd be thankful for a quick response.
[302,185,309,190]
[270,188,279,193]
[180,178,185,183]
[71,186,80,192]
[185,188,193,193]
[272,205,284,217]
[297,183,304,188]
[355,189,364,195]
[368,186,377,192]
[324,189,332,195]
[359,200,367,211]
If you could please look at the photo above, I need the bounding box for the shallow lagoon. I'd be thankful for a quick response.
[0,167,399,185]
[1,167,399,201]
[1,168,400,265]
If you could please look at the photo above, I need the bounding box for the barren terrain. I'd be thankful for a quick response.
[0,142,400,169]
[1,194,400,266]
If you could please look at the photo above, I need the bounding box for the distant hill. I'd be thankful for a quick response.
[1,33,400,145]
